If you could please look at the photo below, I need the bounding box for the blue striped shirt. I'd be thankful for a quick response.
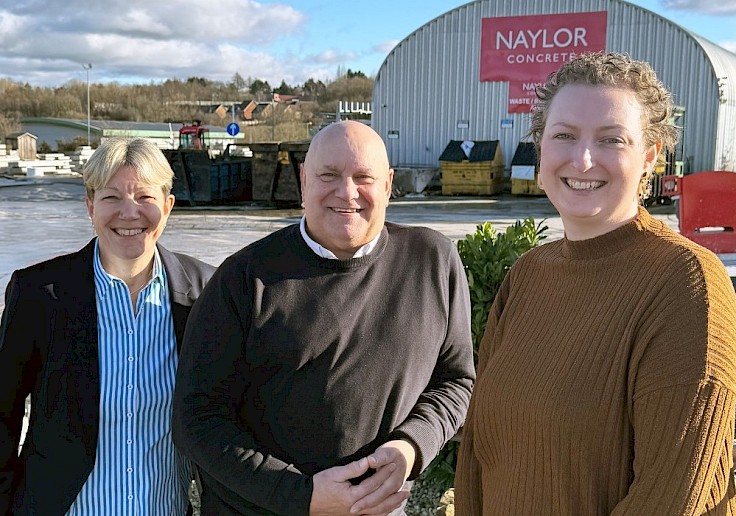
[66,240,191,515]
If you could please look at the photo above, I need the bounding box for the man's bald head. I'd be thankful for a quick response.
[304,121,390,172]
[299,121,393,259]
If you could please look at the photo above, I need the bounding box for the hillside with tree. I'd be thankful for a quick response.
[0,70,374,142]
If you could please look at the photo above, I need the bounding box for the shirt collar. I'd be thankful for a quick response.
[299,216,381,259]
[93,239,164,298]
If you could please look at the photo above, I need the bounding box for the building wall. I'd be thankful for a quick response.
[373,0,735,172]
[21,118,242,152]
[21,121,97,149]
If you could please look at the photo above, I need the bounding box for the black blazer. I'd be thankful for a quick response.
[0,239,215,515]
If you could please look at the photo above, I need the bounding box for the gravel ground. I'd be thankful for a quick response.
[406,472,452,515]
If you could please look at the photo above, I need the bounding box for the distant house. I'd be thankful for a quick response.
[243,100,273,121]
[242,96,301,122]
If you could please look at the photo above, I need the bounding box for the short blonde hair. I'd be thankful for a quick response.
[83,137,174,199]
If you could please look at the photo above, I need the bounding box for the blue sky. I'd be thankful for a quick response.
[0,0,734,87]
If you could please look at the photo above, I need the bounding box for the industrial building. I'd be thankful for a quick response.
[20,118,236,150]
[372,0,736,175]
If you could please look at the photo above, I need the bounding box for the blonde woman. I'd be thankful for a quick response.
[0,137,214,514]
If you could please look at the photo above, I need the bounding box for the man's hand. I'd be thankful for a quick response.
[310,456,405,515]
[349,439,416,515]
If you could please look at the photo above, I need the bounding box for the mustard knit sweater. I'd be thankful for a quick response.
[455,207,736,515]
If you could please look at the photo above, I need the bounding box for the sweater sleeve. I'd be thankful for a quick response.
[171,263,313,515]
[390,244,476,479]
[612,381,736,515]
[0,272,39,515]
[454,273,511,515]
[611,251,736,515]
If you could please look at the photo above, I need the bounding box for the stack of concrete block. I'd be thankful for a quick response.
[0,143,22,173]
[6,155,75,176]
[37,152,71,161]
[69,146,96,172]
[36,153,74,174]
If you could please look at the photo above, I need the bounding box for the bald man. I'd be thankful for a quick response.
[173,121,475,515]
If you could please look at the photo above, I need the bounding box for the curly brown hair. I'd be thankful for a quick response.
[529,52,680,199]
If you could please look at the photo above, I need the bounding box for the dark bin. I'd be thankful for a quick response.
[510,142,543,196]
[250,142,280,201]
[165,149,215,205]
[211,158,252,202]
[250,141,310,205]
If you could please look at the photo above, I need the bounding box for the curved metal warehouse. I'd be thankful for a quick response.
[373,0,736,174]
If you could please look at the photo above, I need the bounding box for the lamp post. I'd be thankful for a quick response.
[82,63,92,145]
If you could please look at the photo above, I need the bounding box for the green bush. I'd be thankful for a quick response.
[458,217,547,358]
[421,217,547,489]
[55,136,94,152]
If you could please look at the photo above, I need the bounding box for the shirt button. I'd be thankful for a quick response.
[127,384,133,390]
[127,440,132,445]
[128,495,133,500]
[127,413,132,418]
[127,330,133,335]
[127,467,133,473]
[128,356,134,362]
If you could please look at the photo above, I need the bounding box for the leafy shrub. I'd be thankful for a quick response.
[421,217,547,488]
[55,136,94,152]
[458,217,547,357]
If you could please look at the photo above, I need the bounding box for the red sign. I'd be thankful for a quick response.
[507,80,543,114]
[480,12,607,112]
[481,12,607,82]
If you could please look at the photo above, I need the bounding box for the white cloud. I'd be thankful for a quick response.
[374,40,400,54]
[0,0,310,86]
[661,0,736,14]
[310,49,358,64]
[12,0,733,88]
[0,10,32,50]
[720,40,736,53]
[107,9,175,38]
[99,0,305,44]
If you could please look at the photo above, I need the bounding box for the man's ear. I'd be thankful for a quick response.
[300,163,306,206]
[386,168,394,200]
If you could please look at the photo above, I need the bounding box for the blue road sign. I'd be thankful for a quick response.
[226,122,240,136]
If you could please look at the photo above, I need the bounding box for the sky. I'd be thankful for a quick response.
[0,0,734,88]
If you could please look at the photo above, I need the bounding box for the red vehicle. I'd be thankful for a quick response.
[179,119,209,150]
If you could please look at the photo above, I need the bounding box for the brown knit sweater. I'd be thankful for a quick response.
[455,207,736,515]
